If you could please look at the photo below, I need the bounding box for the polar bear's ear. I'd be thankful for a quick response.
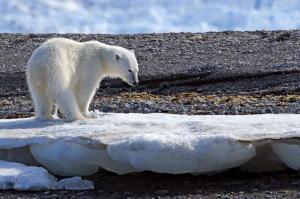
[115,53,121,61]
[130,49,135,54]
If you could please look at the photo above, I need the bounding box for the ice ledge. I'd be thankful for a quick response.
[0,113,300,179]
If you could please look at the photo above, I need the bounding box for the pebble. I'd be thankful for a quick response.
[155,190,169,195]
[49,194,60,198]
[0,100,11,107]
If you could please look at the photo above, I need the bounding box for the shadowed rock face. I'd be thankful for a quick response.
[0,30,300,95]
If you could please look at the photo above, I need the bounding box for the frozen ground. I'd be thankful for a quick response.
[0,113,300,190]
[1,0,300,33]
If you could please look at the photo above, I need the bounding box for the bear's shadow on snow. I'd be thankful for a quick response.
[0,118,65,130]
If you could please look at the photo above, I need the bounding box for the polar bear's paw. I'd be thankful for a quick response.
[83,112,97,119]
[35,115,56,121]
[64,113,86,122]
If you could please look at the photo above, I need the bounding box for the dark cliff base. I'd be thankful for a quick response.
[1,31,300,198]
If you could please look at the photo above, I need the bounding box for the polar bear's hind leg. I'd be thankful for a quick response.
[29,84,54,120]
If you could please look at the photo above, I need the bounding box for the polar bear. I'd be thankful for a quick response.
[26,38,139,121]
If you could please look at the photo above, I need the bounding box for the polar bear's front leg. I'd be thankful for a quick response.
[56,89,85,122]
[76,86,97,119]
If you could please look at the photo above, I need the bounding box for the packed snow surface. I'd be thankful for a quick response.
[1,0,300,33]
[0,112,300,181]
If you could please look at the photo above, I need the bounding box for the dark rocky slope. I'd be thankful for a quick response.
[0,30,300,95]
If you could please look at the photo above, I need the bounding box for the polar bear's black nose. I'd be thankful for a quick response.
[133,81,138,86]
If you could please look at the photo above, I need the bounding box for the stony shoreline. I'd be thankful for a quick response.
[2,92,300,119]
[1,31,300,198]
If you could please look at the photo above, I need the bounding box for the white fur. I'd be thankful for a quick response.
[26,38,139,121]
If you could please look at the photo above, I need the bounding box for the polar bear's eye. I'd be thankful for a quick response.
[128,69,132,72]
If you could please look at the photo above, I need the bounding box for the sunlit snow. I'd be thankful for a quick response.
[0,160,94,190]
[1,0,300,33]
[0,113,300,177]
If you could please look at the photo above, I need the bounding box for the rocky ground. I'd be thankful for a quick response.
[2,92,300,119]
[1,170,300,199]
[1,31,300,198]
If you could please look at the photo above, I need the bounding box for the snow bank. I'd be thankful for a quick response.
[0,160,93,190]
[0,113,300,190]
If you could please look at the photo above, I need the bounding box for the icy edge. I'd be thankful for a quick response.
[0,160,94,190]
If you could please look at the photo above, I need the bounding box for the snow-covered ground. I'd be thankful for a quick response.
[0,112,300,191]
[1,0,300,33]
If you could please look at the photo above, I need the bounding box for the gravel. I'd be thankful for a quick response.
[1,92,300,119]
[1,170,300,199]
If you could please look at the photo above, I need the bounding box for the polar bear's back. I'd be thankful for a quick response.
[27,38,81,68]
[26,38,85,93]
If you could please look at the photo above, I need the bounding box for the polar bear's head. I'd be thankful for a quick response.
[106,47,139,86]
